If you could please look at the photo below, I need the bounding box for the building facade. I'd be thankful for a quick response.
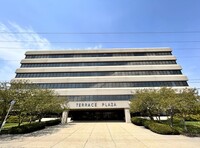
[13,48,189,122]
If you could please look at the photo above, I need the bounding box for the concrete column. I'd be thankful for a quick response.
[124,108,131,123]
[61,110,68,124]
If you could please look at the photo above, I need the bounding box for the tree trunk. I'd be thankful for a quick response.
[158,109,161,121]
[169,107,174,127]
[38,114,42,122]
[183,118,187,132]
[18,115,21,126]
[147,109,154,120]
[29,116,32,124]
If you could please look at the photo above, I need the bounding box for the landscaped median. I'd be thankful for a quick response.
[131,117,200,136]
[0,119,61,134]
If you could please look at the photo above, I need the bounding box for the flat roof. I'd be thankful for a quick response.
[25,47,172,55]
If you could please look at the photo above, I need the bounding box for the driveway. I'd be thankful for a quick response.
[0,122,200,148]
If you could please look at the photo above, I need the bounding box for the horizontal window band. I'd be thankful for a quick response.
[21,60,176,68]
[25,52,171,59]
[33,81,188,89]
[15,70,182,78]
[64,95,132,101]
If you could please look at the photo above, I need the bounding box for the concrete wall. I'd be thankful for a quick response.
[25,47,172,55]
[21,56,176,63]
[16,65,182,73]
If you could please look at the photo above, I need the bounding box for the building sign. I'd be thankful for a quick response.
[76,102,117,108]
[69,101,129,109]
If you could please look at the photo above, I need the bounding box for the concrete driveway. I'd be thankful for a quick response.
[0,122,200,148]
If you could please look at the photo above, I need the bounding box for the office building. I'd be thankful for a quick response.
[13,47,189,122]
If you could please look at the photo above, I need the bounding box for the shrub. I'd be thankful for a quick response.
[148,122,179,135]
[143,120,154,129]
[131,117,147,126]
[9,122,46,134]
[185,115,200,121]
[6,116,18,123]
[6,116,38,123]
[44,119,61,126]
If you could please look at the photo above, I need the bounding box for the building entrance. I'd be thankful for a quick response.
[69,109,125,121]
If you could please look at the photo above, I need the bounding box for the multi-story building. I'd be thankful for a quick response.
[13,47,189,122]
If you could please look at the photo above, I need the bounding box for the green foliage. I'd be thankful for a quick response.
[148,122,179,135]
[44,119,61,126]
[6,116,38,123]
[31,89,67,122]
[0,84,13,126]
[185,115,200,121]
[131,117,179,135]
[6,116,18,123]
[130,89,159,120]
[0,80,68,127]
[130,87,200,128]
[9,122,46,134]
[131,117,147,126]
[1,119,61,134]
[143,120,155,129]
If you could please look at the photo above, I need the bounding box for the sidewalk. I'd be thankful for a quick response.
[0,122,200,148]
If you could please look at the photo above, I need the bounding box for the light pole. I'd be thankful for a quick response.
[0,82,15,133]
[0,100,16,132]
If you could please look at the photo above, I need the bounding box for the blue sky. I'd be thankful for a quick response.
[0,0,200,89]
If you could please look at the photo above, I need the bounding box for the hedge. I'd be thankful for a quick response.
[9,122,46,134]
[131,117,179,135]
[44,119,61,126]
[131,117,147,126]
[143,120,154,129]
[147,122,179,135]
[1,119,61,134]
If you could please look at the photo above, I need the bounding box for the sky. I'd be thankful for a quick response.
[0,0,200,89]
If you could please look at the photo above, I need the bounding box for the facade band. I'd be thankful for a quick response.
[13,48,189,123]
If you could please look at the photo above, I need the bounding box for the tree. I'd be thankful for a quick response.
[176,88,200,131]
[31,88,67,122]
[9,80,68,125]
[10,80,33,126]
[130,89,159,120]
[0,83,13,127]
[158,87,177,127]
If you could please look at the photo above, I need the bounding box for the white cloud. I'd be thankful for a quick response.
[0,22,52,81]
[86,44,103,50]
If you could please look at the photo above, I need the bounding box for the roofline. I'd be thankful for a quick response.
[25,47,172,55]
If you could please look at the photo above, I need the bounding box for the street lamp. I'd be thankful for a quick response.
[0,100,16,132]
[0,82,15,133]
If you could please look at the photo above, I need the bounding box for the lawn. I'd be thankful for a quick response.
[3,122,29,129]
[171,121,200,136]
[186,121,200,127]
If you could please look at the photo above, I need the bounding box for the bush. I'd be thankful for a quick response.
[143,120,154,129]
[1,119,61,134]
[131,117,147,126]
[6,116,18,123]
[7,116,38,123]
[185,115,200,121]
[44,119,61,126]
[148,122,179,135]
[9,122,46,134]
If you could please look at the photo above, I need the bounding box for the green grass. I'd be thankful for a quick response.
[159,120,200,136]
[3,122,29,129]
[186,121,200,127]
[171,121,200,136]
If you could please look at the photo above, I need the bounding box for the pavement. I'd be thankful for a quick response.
[0,122,200,148]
